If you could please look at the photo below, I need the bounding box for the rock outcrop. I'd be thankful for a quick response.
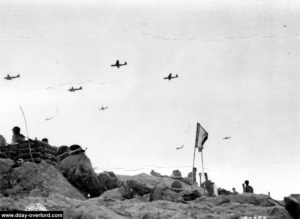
[61,193,292,219]
[60,153,104,198]
[285,196,300,219]
[0,160,85,200]
[0,158,15,174]
[118,173,203,192]
[0,160,295,219]
[150,183,184,202]
[98,171,120,191]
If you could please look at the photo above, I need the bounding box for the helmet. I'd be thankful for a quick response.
[171,180,183,192]
[12,126,21,133]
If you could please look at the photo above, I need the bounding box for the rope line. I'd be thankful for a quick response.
[97,159,300,173]
[20,106,34,163]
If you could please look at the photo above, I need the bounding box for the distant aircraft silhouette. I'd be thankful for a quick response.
[68,86,82,92]
[99,106,108,111]
[176,145,184,150]
[45,117,53,121]
[111,60,127,68]
[223,136,231,140]
[4,74,20,80]
[164,73,178,80]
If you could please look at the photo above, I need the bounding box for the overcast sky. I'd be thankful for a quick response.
[0,0,299,199]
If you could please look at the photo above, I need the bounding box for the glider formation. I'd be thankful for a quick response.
[3,59,183,127]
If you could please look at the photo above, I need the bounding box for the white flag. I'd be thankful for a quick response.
[195,123,208,152]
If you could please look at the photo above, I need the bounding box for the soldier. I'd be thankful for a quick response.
[11,126,25,144]
[188,167,197,184]
[242,180,254,193]
[232,187,238,195]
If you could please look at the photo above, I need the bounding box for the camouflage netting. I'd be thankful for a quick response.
[0,140,58,164]
[0,142,103,198]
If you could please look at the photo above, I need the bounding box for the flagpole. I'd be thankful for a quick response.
[192,123,200,188]
[194,122,208,194]
[201,149,206,195]
[192,145,196,186]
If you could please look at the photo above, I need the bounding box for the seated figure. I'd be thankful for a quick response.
[11,127,25,144]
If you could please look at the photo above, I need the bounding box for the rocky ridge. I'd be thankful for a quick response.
[0,158,297,219]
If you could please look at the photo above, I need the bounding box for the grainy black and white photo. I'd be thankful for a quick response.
[0,0,299,218]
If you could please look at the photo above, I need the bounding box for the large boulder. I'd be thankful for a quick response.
[60,153,104,197]
[64,201,128,219]
[196,193,282,207]
[285,196,300,219]
[150,181,201,203]
[99,180,151,201]
[150,183,185,203]
[218,187,232,195]
[97,171,120,191]
[0,158,15,174]
[0,161,85,200]
[117,173,205,195]
[126,179,152,196]
[150,169,162,177]
[99,186,133,201]
[170,180,183,192]
[291,194,300,203]
[0,158,15,191]
[182,189,201,201]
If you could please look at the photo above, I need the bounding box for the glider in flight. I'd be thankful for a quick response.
[99,106,108,111]
[176,145,184,150]
[111,60,127,68]
[4,74,20,80]
[164,73,178,80]
[68,86,82,92]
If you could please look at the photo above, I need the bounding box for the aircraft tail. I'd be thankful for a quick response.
[125,62,127,65]
[17,74,20,77]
